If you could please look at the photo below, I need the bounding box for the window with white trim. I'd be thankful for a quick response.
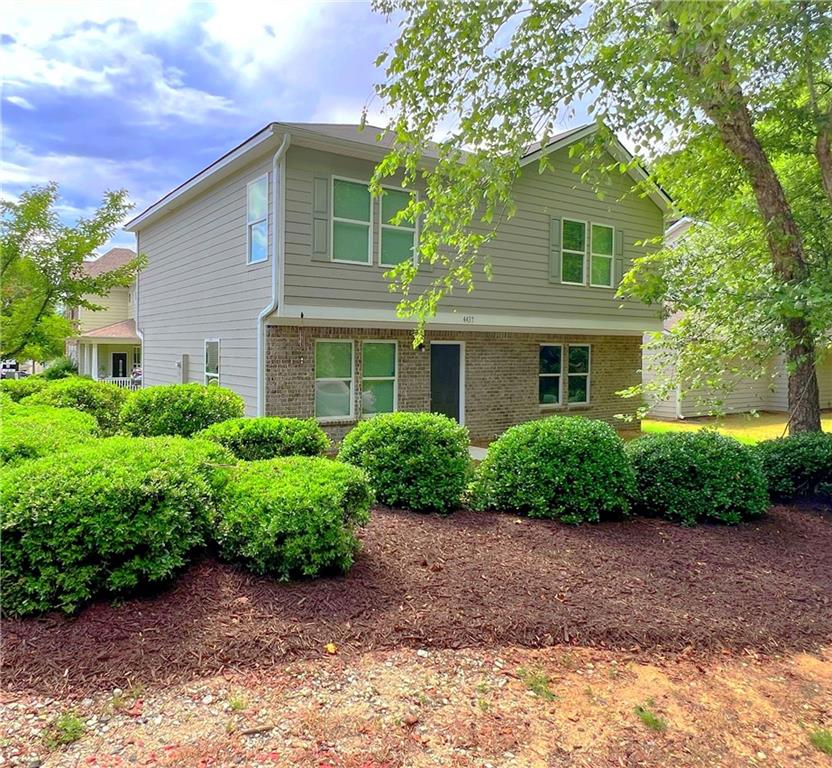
[561,219,586,284]
[204,339,220,386]
[380,188,417,267]
[362,341,397,415]
[590,223,614,287]
[132,345,142,366]
[538,344,562,406]
[567,344,590,404]
[247,175,268,264]
[315,340,354,418]
[332,178,372,264]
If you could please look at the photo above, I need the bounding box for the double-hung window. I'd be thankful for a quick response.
[538,344,562,406]
[247,175,268,264]
[362,341,397,415]
[561,219,587,285]
[567,344,590,404]
[332,178,372,264]
[204,339,220,386]
[380,188,417,267]
[590,223,614,287]
[315,340,354,419]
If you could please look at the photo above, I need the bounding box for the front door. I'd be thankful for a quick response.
[112,352,127,378]
[430,343,463,423]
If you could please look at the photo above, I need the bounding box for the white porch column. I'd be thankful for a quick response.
[79,344,87,376]
[91,343,99,380]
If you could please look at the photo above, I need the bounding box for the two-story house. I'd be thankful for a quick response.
[125,122,670,441]
[66,247,142,388]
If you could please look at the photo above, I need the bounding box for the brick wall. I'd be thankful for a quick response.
[266,325,642,443]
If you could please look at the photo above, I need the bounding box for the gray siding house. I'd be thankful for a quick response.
[126,122,670,441]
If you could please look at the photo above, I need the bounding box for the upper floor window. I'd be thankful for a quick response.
[332,178,372,264]
[205,339,220,385]
[380,188,417,267]
[561,219,586,285]
[362,341,397,415]
[590,224,614,288]
[247,175,268,264]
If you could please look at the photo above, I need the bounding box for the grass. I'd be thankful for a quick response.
[810,728,832,755]
[227,692,248,712]
[634,701,667,733]
[641,410,832,445]
[43,711,85,748]
[517,667,558,702]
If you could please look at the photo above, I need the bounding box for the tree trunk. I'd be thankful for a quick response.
[816,105,832,206]
[703,93,822,434]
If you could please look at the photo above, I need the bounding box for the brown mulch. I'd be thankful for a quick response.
[3,503,831,696]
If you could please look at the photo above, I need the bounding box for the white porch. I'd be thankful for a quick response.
[74,319,142,389]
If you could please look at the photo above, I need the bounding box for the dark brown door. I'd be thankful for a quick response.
[430,343,461,422]
[112,352,127,378]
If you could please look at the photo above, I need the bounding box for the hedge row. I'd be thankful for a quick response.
[0,436,372,617]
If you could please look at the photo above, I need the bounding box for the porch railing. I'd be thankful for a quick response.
[101,377,141,390]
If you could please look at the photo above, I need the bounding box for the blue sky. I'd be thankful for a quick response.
[1,1,399,250]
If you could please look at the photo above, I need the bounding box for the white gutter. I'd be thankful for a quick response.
[135,231,145,363]
[256,132,291,416]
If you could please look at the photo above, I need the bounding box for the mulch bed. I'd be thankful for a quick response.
[3,503,831,696]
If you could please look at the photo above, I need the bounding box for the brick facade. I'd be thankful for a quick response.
[266,325,641,443]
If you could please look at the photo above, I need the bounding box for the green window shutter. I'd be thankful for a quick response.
[312,177,329,262]
[614,228,625,286]
[549,216,562,283]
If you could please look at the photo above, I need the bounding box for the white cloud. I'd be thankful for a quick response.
[5,95,35,110]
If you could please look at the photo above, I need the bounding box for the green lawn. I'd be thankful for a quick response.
[641,410,832,445]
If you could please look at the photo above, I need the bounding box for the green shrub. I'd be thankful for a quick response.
[627,431,768,525]
[1,404,99,466]
[120,383,245,437]
[338,412,470,513]
[0,376,48,402]
[23,377,127,435]
[42,356,78,380]
[472,416,634,523]
[196,416,330,460]
[0,437,233,616]
[755,431,832,500]
[214,457,372,579]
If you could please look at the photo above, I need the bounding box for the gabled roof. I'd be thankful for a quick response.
[77,318,139,342]
[126,120,671,231]
[81,247,137,277]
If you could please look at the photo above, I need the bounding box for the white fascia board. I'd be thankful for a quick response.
[273,303,661,336]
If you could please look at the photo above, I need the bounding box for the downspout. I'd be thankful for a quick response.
[256,131,291,416]
[135,231,144,379]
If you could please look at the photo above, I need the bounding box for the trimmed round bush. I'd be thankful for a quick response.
[23,377,127,435]
[120,383,245,437]
[214,457,372,579]
[627,431,768,525]
[196,416,330,460]
[338,412,470,513]
[0,436,234,616]
[473,416,635,523]
[755,431,832,500]
[0,376,48,402]
[1,404,99,466]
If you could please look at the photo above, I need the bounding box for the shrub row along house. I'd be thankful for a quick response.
[115,122,670,441]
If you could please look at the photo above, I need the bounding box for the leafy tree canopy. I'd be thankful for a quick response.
[371,0,832,431]
[1,184,144,361]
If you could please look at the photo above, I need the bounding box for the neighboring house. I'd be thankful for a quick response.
[643,219,832,419]
[66,247,142,389]
[125,122,671,441]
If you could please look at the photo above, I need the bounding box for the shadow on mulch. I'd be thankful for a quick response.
[3,503,831,696]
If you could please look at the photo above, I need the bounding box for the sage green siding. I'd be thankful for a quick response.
[283,145,664,329]
[136,152,274,415]
[78,287,130,333]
